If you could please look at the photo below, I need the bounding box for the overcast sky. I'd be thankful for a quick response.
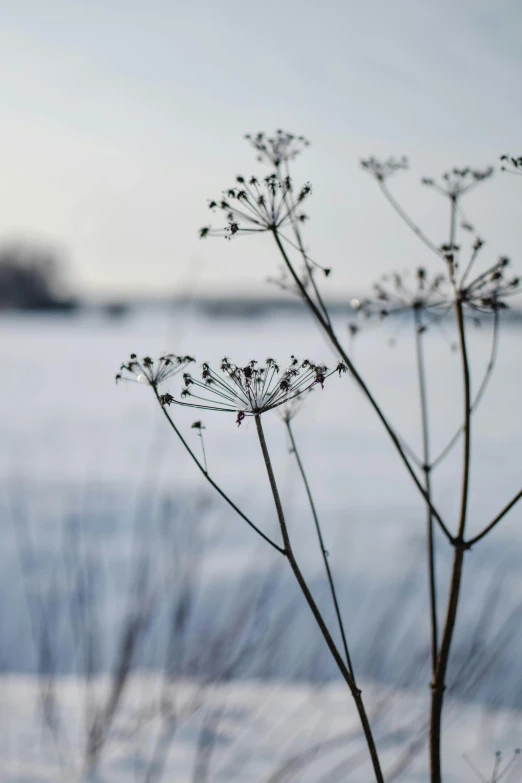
[1,0,521,299]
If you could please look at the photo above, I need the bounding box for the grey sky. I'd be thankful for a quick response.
[1,0,521,298]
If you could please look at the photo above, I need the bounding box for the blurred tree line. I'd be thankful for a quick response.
[0,242,77,310]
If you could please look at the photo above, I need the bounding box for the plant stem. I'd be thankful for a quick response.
[429,545,464,783]
[271,227,453,545]
[199,431,208,474]
[431,308,500,470]
[467,487,522,547]
[285,418,355,678]
[430,195,472,783]
[254,414,384,783]
[153,389,284,555]
[413,308,438,679]
[282,160,333,329]
[378,180,441,257]
[454,300,472,542]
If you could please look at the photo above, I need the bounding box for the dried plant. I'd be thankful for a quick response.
[117,129,522,783]
[200,175,312,240]
[500,154,522,176]
[116,353,195,386]
[117,350,383,779]
[353,266,450,322]
[463,748,521,783]
[164,357,343,426]
[245,129,310,169]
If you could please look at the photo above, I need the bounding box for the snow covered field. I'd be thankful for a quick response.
[1,675,521,783]
[1,307,521,780]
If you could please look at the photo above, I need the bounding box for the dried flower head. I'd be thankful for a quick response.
[421,166,494,199]
[279,387,315,424]
[500,154,522,176]
[360,156,409,181]
[245,130,310,169]
[199,174,311,239]
[164,357,345,426]
[463,747,521,783]
[354,267,450,321]
[436,229,520,313]
[460,256,520,313]
[116,353,195,388]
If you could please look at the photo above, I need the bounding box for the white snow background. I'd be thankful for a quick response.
[0,307,521,782]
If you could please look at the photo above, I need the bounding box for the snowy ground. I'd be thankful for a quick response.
[1,307,521,780]
[1,674,521,783]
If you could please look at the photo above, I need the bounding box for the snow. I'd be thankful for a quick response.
[1,308,521,780]
[1,674,520,782]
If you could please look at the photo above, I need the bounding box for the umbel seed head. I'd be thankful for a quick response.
[162,357,346,425]
[116,354,195,388]
[200,174,312,240]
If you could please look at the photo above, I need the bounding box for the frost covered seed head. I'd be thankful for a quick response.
[116,354,195,388]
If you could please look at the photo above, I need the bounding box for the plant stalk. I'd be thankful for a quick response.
[413,308,438,678]
[271,228,453,544]
[285,418,355,677]
[429,196,472,783]
[255,414,384,783]
[153,389,284,555]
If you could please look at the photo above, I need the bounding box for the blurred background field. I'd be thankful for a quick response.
[0,306,521,781]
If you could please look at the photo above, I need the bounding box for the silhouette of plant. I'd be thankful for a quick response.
[500,154,522,176]
[118,129,522,783]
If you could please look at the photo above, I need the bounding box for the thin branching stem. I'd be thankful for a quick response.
[152,388,285,555]
[282,160,333,328]
[254,414,385,783]
[362,173,517,780]
[271,227,454,544]
[413,307,438,678]
[198,430,208,474]
[466,487,522,547]
[285,418,355,678]
[378,180,441,257]
[431,308,500,469]
[455,307,472,541]
[394,431,423,470]
[429,545,464,783]
[430,195,472,783]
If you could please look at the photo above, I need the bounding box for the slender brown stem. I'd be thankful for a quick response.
[153,389,284,555]
[282,160,333,329]
[198,431,208,474]
[413,308,438,678]
[430,195,472,783]
[254,414,384,783]
[431,308,500,470]
[454,301,472,542]
[271,227,454,545]
[378,180,441,257]
[285,418,355,678]
[466,487,522,547]
[429,545,465,783]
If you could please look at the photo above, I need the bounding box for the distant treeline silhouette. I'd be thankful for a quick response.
[0,241,76,310]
